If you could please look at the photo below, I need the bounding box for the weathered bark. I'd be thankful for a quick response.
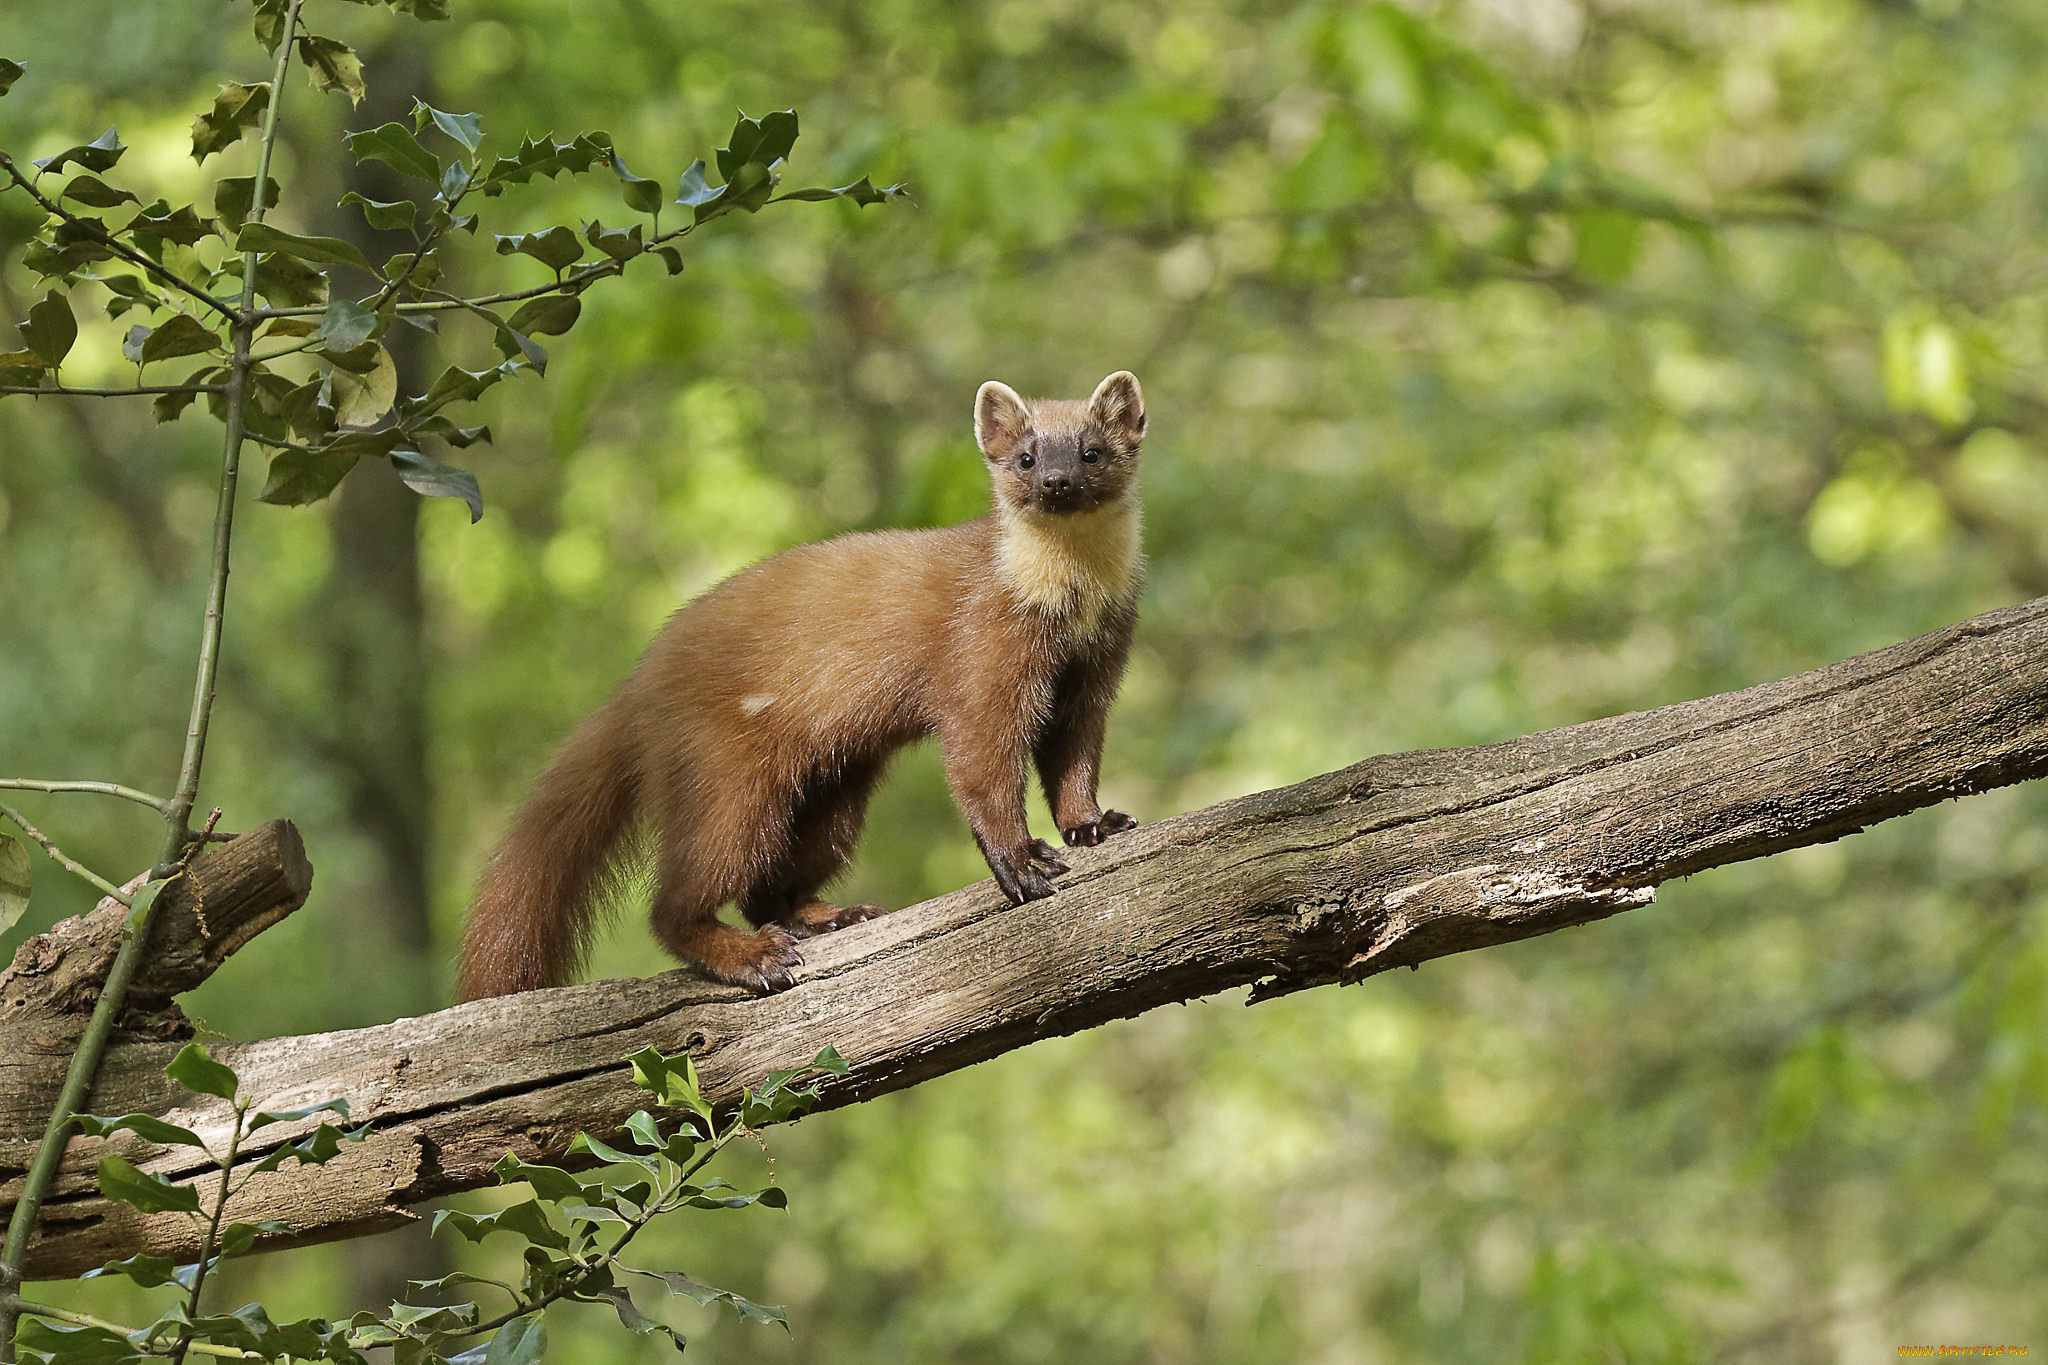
[0,820,312,1038]
[4,596,2046,1280]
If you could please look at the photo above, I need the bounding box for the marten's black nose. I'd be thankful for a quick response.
[1041,471,1070,493]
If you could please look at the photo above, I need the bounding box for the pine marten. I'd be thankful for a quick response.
[456,371,1147,999]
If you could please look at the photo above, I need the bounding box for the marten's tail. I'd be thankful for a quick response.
[457,700,638,1001]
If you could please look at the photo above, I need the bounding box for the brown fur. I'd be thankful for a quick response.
[456,372,1148,999]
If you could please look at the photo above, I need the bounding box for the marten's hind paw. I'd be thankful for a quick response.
[699,925,803,994]
[782,900,887,938]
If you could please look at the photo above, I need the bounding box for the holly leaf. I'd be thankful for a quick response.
[260,447,360,506]
[295,34,364,104]
[71,1111,209,1151]
[60,174,137,208]
[492,226,583,273]
[136,314,224,366]
[392,448,483,522]
[21,290,76,367]
[330,343,397,427]
[165,1041,240,1100]
[716,109,799,180]
[507,294,579,337]
[191,83,270,160]
[479,132,612,190]
[82,1251,198,1290]
[314,297,377,351]
[0,837,27,936]
[34,125,125,175]
[481,1314,545,1365]
[413,99,483,152]
[236,222,375,273]
[214,175,284,230]
[0,59,23,97]
[96,1153,200,1214]
[345,121,440,183]
[612,152,663,215]
[340,191,416,232]
[776,176,907,208]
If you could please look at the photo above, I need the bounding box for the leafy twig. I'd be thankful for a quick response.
[0,152,240,321]
[0,778,171,813]
[0,383,227,398]
[0,798,135,904]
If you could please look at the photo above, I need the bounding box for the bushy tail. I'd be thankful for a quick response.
[457,700,637,1000]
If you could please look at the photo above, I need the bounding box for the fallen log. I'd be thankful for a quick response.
[3,597,2045,1279]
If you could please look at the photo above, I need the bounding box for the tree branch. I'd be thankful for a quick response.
[0,154,240,322]
[3,596,2045,1278]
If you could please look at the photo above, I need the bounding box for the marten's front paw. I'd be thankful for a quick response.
[1062,810,1138,847]
[990,842,1068,904]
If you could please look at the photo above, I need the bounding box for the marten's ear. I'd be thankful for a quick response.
[1088,370,1146,438]
[975,380,1032,459]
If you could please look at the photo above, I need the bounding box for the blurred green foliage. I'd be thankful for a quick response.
[4,0,2046,1359]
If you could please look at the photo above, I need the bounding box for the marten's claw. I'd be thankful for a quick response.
[708,926,803,993]
[989,846,1060,905]
[1062,811,1137,847]
[1029,839,1072,878]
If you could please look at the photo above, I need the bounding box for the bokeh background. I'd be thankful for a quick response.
[5,0,2047,1359]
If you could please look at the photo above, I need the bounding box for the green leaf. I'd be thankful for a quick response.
[392,449,483,523]
[479,132,612,190]
[584,219,644,262]
[340,191,416,232]
[611,152,663,215]
[0,837,28,936]
[482,1314,545,1365]
[247,1097,350,1131]
[82,1250,199,1290]
[346,121,441,183]
[259,446,358,509]
[567,1131,654,1170]
[34,125,125,174]
[236,222,375,273]
[217,1219,291,1256]
[247,1120,368,1173]
[71,1111,209,1151]
[330,343,398,428]
[166,1041,240,1101]
[60,174,137,208]
[296,34,365,105]
[626,1047,713,1120]
[314,298,378,351]
[15,1317,139,1363]
[191,83,270,160]
[136,314,223,366]
[155,385,203,424]
[622,1110,665,1152]
[492,1154,585,1202]
[628,1268,790,1329]
[213,176,284,230]
[507,294,580,337]
[776,176,907,208]
[130,201,216,247]
[96,1152,200,1214]
[492,225,583,273]
[717,109,799,180]
[20,291,75,367]
[0,59,22,97]
[413,99,483,152]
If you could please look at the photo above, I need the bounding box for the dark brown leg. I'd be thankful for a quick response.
[739,759,888,937]
[646,753,804,993]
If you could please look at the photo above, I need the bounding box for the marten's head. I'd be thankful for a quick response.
[975,371,1145,517]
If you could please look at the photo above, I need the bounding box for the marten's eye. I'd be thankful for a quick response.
[1082,447,1102,463]
[1019,451,1036,470]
